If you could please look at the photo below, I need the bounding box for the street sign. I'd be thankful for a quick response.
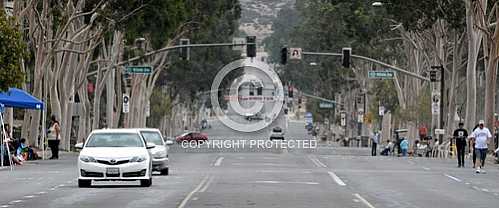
[435,129,445,135]
[379,105,385,116]
[126,66,152,74]
[289,48,302,60]
[368,71,395,79]
[340,112,346,127]
[431,90,440,115]
[232,37,246,51]
[319,102,335,109]
[123,94,130,113]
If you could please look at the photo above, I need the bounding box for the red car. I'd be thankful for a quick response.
[175,132,208,143]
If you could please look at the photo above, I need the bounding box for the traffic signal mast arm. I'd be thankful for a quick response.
[301,51,430,82]
[87,42,255,77]
[300,91,343,106]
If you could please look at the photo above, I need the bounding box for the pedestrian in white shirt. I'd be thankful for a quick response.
[470,120,492,173]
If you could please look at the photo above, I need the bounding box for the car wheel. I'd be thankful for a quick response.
[78,179,91,188]
[160,168,169,176]
[140,178,152,187]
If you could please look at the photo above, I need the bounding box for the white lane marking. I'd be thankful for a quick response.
[9,200,22,204]
[192,197,198,201]
[214,157,224,167]
[199,176,215,192]
[1,205,9,208]
[472,186,480,191]
[23,195,35,198]
[308,155,327,168]
[254,181,319,185]
[328,171,346,186]
[422,167,430,171]
[444,174,462,182]
[177,175,210,208]
[354,193,376,208]
[481,188,489,192]
[36,192,47,195]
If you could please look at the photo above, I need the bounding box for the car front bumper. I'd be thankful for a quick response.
[78,160,151,180]
[152,157,168,171]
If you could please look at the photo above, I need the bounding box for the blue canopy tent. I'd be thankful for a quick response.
[0,88,46,168]
[0,88,44,110]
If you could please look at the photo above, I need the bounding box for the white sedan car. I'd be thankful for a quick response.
[137,128,173,175]
[75,129,155,188]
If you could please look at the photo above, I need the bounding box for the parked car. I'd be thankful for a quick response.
[75,129,155,188]
[137,128,173,175]
[175,132,208,143]
[269,127,285,141]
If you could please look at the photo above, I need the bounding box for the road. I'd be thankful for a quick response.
[1,119,499,207]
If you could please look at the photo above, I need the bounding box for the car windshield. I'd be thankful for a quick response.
[85,133,144,147]
[140,131,164,145]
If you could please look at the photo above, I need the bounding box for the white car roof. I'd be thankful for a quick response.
[90,128,141,134]
[134,128,161,133]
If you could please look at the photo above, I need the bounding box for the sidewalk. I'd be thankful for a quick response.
[0,151,78,171]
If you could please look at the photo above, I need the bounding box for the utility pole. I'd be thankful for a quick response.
[431,65,444,143]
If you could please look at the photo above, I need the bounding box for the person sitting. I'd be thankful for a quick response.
[381,140,394,156]
[16,138,29,161]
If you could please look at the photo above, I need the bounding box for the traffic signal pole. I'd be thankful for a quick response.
[301,51,430,82]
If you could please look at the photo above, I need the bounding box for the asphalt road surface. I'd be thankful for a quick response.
[1,119,499,208]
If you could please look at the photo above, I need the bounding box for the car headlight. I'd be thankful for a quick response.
[79,155,96,163]
[153,151,167,159]
[130,156,147,163]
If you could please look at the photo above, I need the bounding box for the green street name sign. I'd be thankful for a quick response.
[368,71,395,79]
[319,102,335,109]
[126,66,152,74]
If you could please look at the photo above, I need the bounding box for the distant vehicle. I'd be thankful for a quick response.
[75,129,155,188]
[201,119,212,129]
[137,128,173,175]
[175,132,208,143]
[269,127,285,141]
[245,112,263,121]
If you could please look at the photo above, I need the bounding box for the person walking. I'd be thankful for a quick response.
[470,120,492,173]
[453,122,468,167]
[371,131,380,156]
[400,137,409,157]
[47,115,61,159]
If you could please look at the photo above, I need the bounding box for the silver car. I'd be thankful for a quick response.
[137,128,173,175]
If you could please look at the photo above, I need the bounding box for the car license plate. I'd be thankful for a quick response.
[106,168,119,175]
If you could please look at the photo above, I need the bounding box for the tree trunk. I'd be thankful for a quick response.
[464,0,482,130]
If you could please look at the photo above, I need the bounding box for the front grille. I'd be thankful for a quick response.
[106,173,120,177]
[123,169,147,177]
[81,169,104,177]
[97,159,129,165]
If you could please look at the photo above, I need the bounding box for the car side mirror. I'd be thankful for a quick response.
[75,143,84,149]
[165,140,174,145]
[146,142,156,149]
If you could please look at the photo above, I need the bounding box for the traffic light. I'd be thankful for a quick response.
[429,70,437,82]
[288,86,293,98]
[280,47,288,65]
[179,38,190,60]
[246,36,256,57]
[342,47,351,68]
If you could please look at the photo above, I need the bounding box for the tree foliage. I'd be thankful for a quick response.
[0,13,27,92]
